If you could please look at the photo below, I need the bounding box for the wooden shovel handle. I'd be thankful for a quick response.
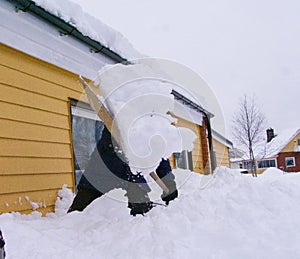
[149,172,170,194]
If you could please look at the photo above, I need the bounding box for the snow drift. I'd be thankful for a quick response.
[1,168,300,259]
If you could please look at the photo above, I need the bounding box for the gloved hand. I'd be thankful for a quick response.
[161,189,178,205]
[128,202,153,216]
[158,171,178,205]
[126,173,153,216]
[156,159,178,205]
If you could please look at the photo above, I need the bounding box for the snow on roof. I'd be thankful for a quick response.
[32,0,143,60]
[265,127,300,157]
[245,127,300,160]
[238,127,300,161]
[230,157,244,163]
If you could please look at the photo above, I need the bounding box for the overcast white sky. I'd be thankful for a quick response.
[71,0,299,140]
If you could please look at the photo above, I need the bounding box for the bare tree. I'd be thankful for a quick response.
[232,95,266,177]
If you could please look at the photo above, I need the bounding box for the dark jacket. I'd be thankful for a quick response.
[0,230,5,259]
[156,158,173,178]
[78,127,131,193]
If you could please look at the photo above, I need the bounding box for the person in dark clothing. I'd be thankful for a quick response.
[0,230,5,259]
[68,126,178,216]
[68,126,152,216]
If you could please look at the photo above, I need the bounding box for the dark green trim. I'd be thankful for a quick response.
[205,116,217,173]
[8,0,127,63]
[171,90,214,118]
[69,98,93,112]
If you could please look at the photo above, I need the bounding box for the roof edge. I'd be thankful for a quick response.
[277,128,300,154]
[212,129,233,148]
[8,0,127,63]
[171,89,214,118]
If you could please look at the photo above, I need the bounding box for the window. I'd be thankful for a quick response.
[243,161,254,170]
[298,138,300,146]
[258,159,276,169]
[174,150,193,171]
[71,102,104,190]
[285,157,296,168]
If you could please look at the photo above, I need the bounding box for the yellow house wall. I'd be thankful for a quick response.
[168,154,176,169]
[173,116,204,173]
[280,131,300,153]
[0,44,88,214]
[0,43,230,213]
[212,138,230,168]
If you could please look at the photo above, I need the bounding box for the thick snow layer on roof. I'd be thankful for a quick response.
[255,127,300,159]
[95,62,197,174]
[263,127,300,157]
[2,167,300,258]
[32,0,142,60]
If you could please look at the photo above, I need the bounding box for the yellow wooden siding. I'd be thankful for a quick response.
[0,44,84,91]
[174,116,204,173]
[0,44,89,214]
[0,101,69,129]
[1,64,83,100]
[280,131,300,153]
[0,157,72,175]
[21,206,55,215]
[0,83,69,115]
[213,138,230,167]
[169,154,175,169]
[0,189,61,214]
[0,174,73,194]
[0,119,70,143]
[0,139,72,158]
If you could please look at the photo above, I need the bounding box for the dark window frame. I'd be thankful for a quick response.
[285,157,296,168]
[69,99,104,190]
[257,159,276,169]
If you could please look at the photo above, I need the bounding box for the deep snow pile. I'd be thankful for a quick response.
[1,167,300,259]
[94,62,197,174]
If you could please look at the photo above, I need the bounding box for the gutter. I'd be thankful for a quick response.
[171,90,214,118]
[204,116,217,172]
[8,0,127,63]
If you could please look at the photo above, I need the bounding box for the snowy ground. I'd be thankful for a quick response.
[1,167,300,259]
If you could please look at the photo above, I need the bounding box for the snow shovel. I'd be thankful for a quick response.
[79,76,169,194]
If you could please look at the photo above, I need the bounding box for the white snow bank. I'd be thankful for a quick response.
[95,62,197,174]
[32,0,142,60]
[1,168,300,259]
[53,185,74,217]
[262,167,286,176]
